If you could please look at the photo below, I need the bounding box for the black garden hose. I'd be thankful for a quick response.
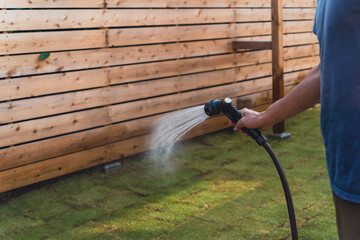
[204,98,298,240]
[263,142,298,240]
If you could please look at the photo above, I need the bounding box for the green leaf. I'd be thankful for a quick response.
[39,52,50,61]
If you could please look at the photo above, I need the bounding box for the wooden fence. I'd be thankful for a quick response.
[0,0,319,193]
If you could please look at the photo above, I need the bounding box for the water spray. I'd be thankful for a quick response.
[204,98,298,240]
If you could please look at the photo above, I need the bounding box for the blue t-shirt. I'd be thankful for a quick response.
[313,0,360,203]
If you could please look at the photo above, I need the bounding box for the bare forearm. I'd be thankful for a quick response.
[261,64,321,126]
[235,64,320,131]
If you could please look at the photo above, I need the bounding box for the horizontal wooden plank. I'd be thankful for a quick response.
[235,56,317,81]
[1,9,315,31]
[0,0,233,8]
[1,0,316,8]
[284,43,319,59]
[1,9,235,31]
[235,43,319,62]
[284,69,312,86]
[0,0,105,8]
[0,87,108,124]
[0,144,111,193]
[107,0,317,8]
[284,20,314,34]
[109,23,237,48]
[284,32,318,46]
[236,8,315,22]
[234,83,301,114]
[1,21,314,55]
[285,55,320,72]
[0,69,109,101]
[0,30,107,55]
[118,0,316,7]
[0,107,110,148]
[236,32,318,48]
[281,0,316,8]
[107,53,236,84]
[236,63,271,80]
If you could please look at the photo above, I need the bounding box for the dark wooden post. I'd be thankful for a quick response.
[232,0,290,139]
[270,0,290,138]
[271,0,284,133]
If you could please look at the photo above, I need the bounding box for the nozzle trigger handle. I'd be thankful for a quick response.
[223,104,267,146]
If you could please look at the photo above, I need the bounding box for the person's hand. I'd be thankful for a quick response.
[229,108,273,135]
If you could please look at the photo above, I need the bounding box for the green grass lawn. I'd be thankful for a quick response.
[0,108,337,240]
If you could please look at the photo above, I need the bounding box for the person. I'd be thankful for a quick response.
[232,0,360,239]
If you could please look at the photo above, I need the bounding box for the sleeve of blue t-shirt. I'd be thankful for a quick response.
[312,10,317,35]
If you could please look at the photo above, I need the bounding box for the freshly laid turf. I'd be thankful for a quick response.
[0,108,337,239]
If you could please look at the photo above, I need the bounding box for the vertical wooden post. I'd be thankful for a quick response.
[271,0,285,134]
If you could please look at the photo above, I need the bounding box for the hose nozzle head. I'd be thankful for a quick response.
[204,98,232,116]
[204,98,267,146]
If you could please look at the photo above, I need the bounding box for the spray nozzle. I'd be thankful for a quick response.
[204,98,267,146]
[204,98,233,116]
[204,98,242,124]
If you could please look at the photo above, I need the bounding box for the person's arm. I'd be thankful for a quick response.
[235,64,321,131]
